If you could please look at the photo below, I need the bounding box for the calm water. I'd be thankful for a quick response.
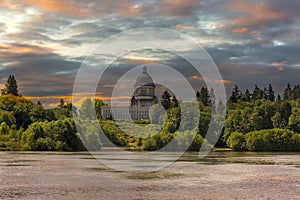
[0,151,299,200]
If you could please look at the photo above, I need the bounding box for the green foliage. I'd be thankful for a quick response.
[1,75,19,96]
[161,90,171,110]
[245,129,300,151]
[288,108,300,132]
[196,87,211,106]
[98,120,128,147]
[94,99,106,119]
[22,118,85,151]
[144,131,174,151]
[175,131,205,151]
[149,104,166,124]
[2,78,300,152]
[0,110,16,126]
[226,132,246,151]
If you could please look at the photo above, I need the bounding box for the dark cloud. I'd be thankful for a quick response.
[0,0,299,106]
[0,43,81,97]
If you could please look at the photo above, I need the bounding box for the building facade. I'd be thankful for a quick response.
[101,66,157,120]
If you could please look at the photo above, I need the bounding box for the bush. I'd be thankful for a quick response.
[245,128,300,151]
[22,118,85,151]
[226,132,247,151]
[175,131,205,151]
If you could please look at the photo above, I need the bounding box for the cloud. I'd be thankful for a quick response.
[159,0,202,17]
[0,0,299,105]
[175,24,198,29]
[0,43,52,55]
[21,0,141,17]
[270,60,287,72]
[0,43,81,99]
[231,27,258,35]
[23,0,86,16]
[0,0,20,10]
[190,75,232,84]
[228,1,286,27]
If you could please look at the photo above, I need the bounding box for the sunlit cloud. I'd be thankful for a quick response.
[22,0,86,16]
[123,56,162,62]
[0,43,52,54]
[270,61,287,72]
[227,1,286,27]
[159,0,201,16]
[190,75,232,84]
[175,24,198,29]
[0,0,299,105]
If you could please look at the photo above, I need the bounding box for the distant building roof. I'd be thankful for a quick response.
[134,66,155,88]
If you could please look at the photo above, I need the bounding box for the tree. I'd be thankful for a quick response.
[242,89,251,102]
[267,84,275,102]
[161,90,171,110]
[79,98,95,120]
[253,85,263,100]
[284,83,292,100]
[226,132,246,151]
[170,96,179,108]
[94,99,105,119]
[277,94,281,101]
[1,75,19,96]
[229,85,241,103]
[58,98,65,108]
[210,88,216,112]
[197,87,211,106]
[292,84,300,100]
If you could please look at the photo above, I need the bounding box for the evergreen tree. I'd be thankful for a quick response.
[58,98,65,108]
[242,89,251,102]
[79,98,94,119]
[253,85,262,100]
[1,75,19,96]
[229,85,241,103]
[267,84,275,102]
[283,83,292,100]
[37,100,42,106]
[161,90,171,110]
[210,88,216,112]
[292,84,300,100]
[277,94,281,101]
[171,96,179,108]
[198,87,210,106]
[229,91,237,103]
[263,87,268,100]
[196,91,201,102]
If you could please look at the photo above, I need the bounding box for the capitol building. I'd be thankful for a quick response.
[101,67,158,120]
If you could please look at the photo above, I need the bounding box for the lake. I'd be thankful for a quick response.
[0,151,299,200]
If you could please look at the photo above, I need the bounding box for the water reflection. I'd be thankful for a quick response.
[0,151,299,199]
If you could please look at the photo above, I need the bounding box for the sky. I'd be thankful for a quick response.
[0,0,299,107]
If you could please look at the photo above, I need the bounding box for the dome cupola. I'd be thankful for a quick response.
[134,66,155,88]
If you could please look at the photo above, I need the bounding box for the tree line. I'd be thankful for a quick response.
[0,75,300,151]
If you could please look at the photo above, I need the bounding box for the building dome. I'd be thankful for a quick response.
[134,66,155,88]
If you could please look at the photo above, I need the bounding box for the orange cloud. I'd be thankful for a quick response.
[23,0,86,16]
[160,0,200,16]
[232,27,249,33]
[190,75,203,80]
[228,1,286,27]
[175,24,198,29]
[220,79,232,84]
[21,0,140,17]
[190,75,232,84]
[0,43,52,55]
[270,61,287,72]
[124,56,161,62]
[0,0,19,9]
[232,27,258,35]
